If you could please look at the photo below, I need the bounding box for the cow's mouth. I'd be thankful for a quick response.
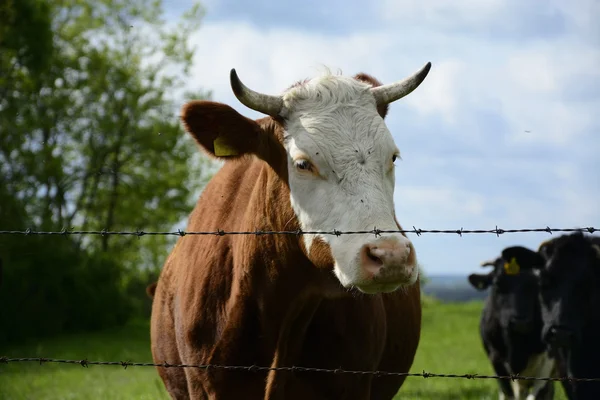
[354,281,407,295]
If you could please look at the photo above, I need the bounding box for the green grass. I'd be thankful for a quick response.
[0,319,169,400]
[0,302,569,399]
[398,301,567,399]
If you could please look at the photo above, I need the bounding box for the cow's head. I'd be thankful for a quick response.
[468,246,543,334]
[532,233,600,353]
[181,62,431,294]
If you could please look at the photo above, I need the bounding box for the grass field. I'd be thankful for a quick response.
[0,301,569,399]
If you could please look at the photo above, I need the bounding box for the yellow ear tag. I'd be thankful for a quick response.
[213,136,238,157]
[504,257,520,275]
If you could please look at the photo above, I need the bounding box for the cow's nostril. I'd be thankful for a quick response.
[366,246,383,266]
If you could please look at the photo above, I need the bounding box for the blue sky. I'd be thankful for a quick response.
[162,0,599,276]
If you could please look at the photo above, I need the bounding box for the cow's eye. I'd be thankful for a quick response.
[392,154,397,163]
[295,160,313,171]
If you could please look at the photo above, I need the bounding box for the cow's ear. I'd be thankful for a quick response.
[353,73,388,119]
[468,273,493,291]
[536,239,555,262]
[501,246,545,270]
[181,100,283,164]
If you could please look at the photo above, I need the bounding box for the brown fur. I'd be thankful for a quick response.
[150,74,422,399]
[353,73,390,119]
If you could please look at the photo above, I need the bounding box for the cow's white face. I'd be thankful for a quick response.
[281,74,418,294]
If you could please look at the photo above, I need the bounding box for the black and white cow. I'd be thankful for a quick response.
[533,232,600,399]
[469,246,556,400]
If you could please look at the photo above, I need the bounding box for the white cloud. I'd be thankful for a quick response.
[186,22,392,108]
[401,60,465,125]
[170,2,599,275]
[395,186,487,227]
[497,41,600,145]
[377,0,599,44]
[380,0,507,29]
[549,0,600,40]
[506,53,557,94]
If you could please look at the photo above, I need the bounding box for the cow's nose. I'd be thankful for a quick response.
[509,317,532,333]
[544,326,575,347]
[360,237,413,278]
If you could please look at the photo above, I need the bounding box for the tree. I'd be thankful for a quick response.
[0,0,53,82]
[0,0,215,344]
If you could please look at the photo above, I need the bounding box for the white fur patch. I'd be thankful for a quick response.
[505,352,556,399]
[281,70,417,292]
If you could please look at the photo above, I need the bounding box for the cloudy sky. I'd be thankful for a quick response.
[162,0,599,276]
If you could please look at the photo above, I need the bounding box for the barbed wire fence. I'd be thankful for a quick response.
[2,357,600,384]
[2,225,600,388]
[0,226,597,237]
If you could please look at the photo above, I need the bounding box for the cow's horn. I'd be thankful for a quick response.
[371,62,432,106]
[480,260,496,267]
[230,69,283,117]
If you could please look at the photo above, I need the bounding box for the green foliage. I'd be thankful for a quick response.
[420,293,440,308]
[0,0,53,75]
[0,0,214,345]
[0,234,132,343]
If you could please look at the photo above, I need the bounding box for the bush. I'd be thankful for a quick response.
[0,231,135,345]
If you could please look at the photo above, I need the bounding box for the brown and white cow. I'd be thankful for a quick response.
[150,62,432,399]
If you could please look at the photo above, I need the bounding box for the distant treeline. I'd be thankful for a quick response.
[422,286,488,303]
[421,276,489,303]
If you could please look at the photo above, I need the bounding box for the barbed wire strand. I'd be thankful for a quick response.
[1,357,598,383]
[0,226,597,238]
